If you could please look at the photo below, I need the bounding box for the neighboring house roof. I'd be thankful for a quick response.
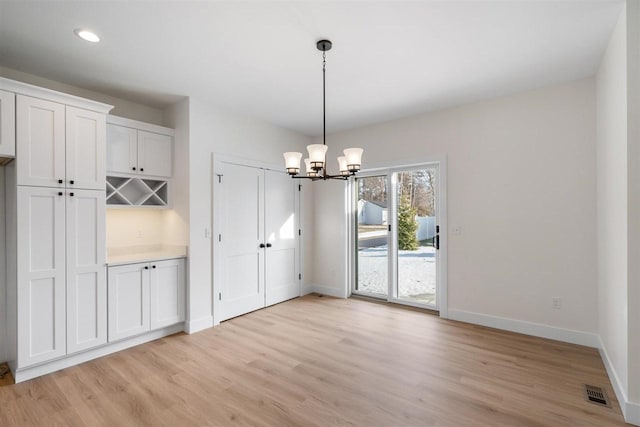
[359,199,387,209]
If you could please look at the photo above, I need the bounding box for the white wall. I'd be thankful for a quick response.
[597,3,629,400]
[187,97,312,327]
[0,67,165,125]
[624,0,640,410]
[0,168,5,363]
[312,78,598,335]
[106,209,168,248]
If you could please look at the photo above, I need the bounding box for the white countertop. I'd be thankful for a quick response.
[107,245,188,266]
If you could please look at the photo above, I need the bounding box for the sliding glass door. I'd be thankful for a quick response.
[355,175,389,298]
[353,164,441,310]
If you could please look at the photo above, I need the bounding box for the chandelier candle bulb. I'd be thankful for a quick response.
[283,152,303,175]
[307,144,328,170]
[304,158,319,177]
[344,148,364,172]
[337,156,350,176]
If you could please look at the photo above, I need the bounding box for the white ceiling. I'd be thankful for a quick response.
[0,1,624,136]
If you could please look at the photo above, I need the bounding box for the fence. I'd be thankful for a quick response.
[416,216,436,241]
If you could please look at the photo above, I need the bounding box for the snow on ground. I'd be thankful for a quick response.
[357,245,436,305]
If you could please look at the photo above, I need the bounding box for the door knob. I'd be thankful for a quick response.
[259,243,266,248]
[266,243,272,248]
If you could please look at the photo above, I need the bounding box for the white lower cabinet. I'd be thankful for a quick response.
[108,258,185,342]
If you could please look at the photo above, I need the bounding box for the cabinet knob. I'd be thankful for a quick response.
[132,167,136,171]
[140,168,144,172]
[69,192,74,197]
[152,265,156,269]
[58,192,63,196]
[58,179,63,184]
[144,266,149,270]
[69,180,74,185]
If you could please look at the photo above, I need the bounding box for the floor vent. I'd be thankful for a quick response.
[584,385,610,407]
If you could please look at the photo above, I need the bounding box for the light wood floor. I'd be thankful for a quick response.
[0,295,630,426]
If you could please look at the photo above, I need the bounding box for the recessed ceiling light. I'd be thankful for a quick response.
[74,29,100,43]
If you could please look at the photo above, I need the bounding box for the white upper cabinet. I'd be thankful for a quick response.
[16,95,106,189]
[106,117,174,178]
[106,124,137,174]
[0,89,16,159]
[66,107,106,190]
[138,131,172,177]
[16,95,66,188]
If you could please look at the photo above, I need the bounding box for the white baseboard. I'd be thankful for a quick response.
[13,323,184,383]
[598,337,640,426]
[628,402,640,426]
[301,283,315,296]
[186,315,214,334]
[447,309,599,348]
[310,284,347,299]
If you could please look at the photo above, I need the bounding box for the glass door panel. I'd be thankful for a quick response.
[395,167,438,307]
[355,175,389,297]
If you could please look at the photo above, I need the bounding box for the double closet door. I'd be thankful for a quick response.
[216,162,300,321]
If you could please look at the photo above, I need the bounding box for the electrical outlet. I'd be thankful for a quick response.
[451,226,462,235]
[552,297,562,310]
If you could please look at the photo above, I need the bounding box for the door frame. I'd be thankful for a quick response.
[212,154,302,325]
[347,155,448,318]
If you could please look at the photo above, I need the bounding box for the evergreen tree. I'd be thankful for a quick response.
[398,196,419,250]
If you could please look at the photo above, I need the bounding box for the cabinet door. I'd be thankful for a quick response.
[16,95,66,188]
[137,130,172,177]
[17,186,66,367]
[150,259,185,329]
[108,263,150,342]
[106,124,138,174]
[0,90,16,157]
[66,107,106,190]
[66,189,107,354]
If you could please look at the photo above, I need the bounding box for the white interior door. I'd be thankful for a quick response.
[65,106,106,190]
[265,170,300,306]
[66,189,107,354]
[17,186,66,367]
[218,162,265,321]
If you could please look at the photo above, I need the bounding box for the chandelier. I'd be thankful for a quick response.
[283,40,363,180]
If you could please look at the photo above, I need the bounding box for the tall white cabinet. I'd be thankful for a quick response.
[3,78,112,374]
